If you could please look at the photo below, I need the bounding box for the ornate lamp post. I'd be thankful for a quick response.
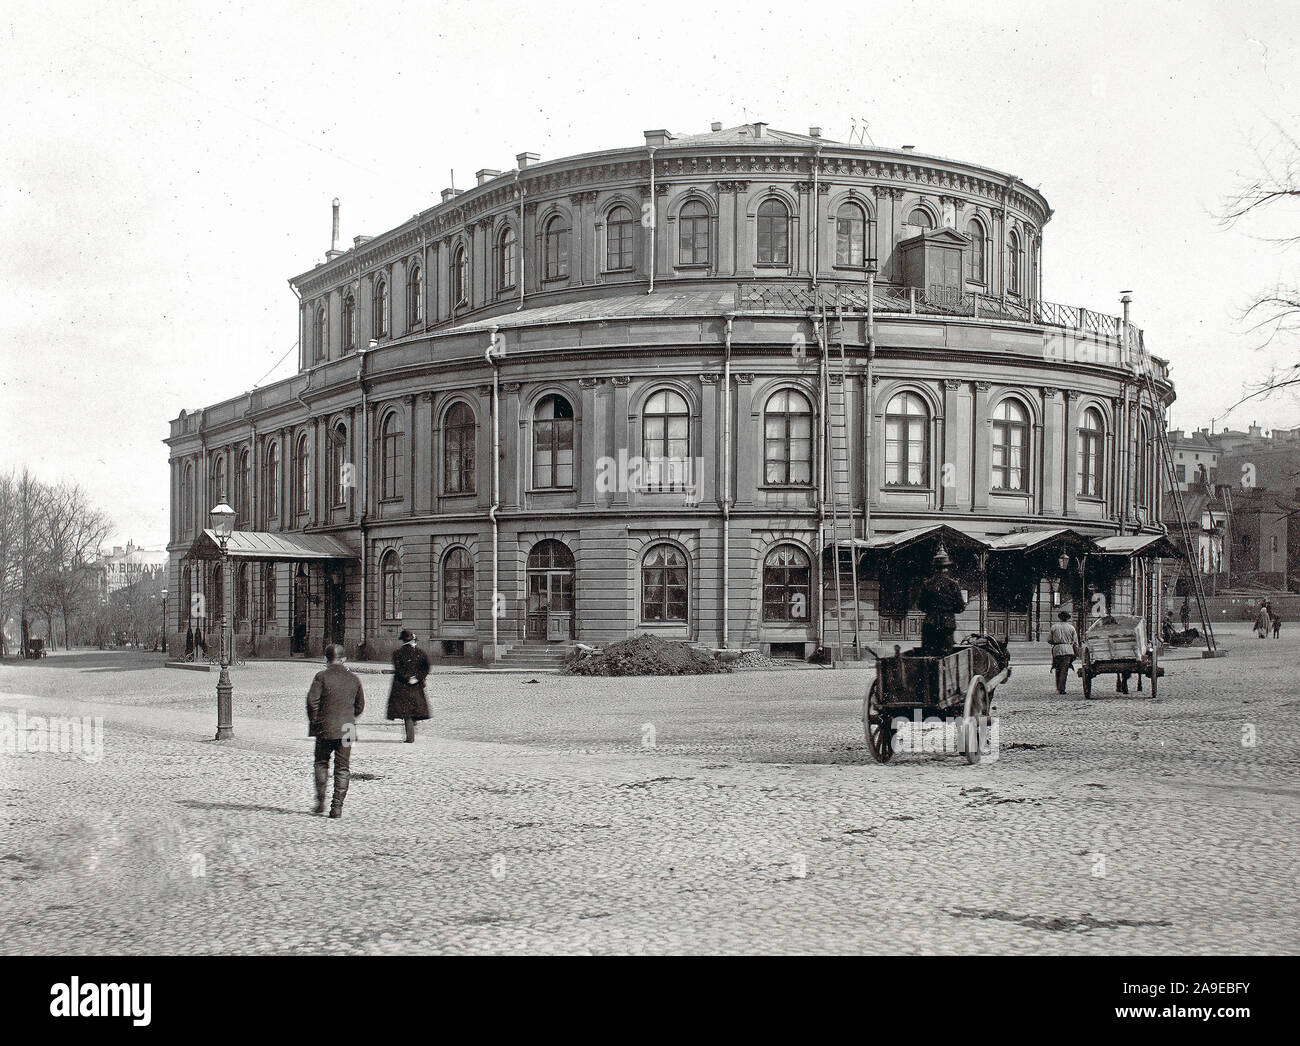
[160,588,168,655]
[210,500,236,740]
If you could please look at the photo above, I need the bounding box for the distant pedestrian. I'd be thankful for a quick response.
[306,644,365,818]
[1272,611,1282,639]
[1047,610,1080,695]
[1180,596,1190,632]
[1254,602,1270,639]
[386,629,430,743]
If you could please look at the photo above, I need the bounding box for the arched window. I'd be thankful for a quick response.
[907,208,934,231]
[314,305,327,360]
[642,544,688,623]
[294,434,310,516]
[1137,417,1151,511]
[236,449,250,526]
[372,277,388,339]
[236,564,250,620]
[442,547,474,622]
[544,215,570,280]
[1077,407,1104,498]
[763,389,813,485]
[641,389,690,488]
[444,402,476,494]
[264,442,281,520]
[966,219,986,284]
[991,398,1030,491]
[326,422,347,507]
[836,202,868,267]
[181,463,195,533]
[497,227,517,291]
[606,205,634,270]
[678,200,711,265]
[1008,229,1021,294]
[341,292,356,350]
[180,565,192,629]
[262,563,276,623]
[380,410,403,501]
[452,245,468,307]
[884,392,930,487]
[762,545,811,622]
[533,394,574,489]
[756,198,789,265]
[211,454,227,507]
[407,263,423,326]
[380,550,401,622]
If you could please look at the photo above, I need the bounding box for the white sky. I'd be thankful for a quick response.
[3,0,1299,549]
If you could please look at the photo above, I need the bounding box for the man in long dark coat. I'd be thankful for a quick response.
[306,644,365,818]
[387,629,431,743]
[918,545,966,655]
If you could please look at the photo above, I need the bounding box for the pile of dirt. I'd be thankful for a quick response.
[730,651,798,670]
[564,634,732,676]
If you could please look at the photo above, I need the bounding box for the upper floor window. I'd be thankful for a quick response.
[294,434,310,516]
[314,306,327,361]
[641,544,688,623]
[756,198,789,265]
[907,208,934,231]
[836,202,868,267]
[380,410,403,501]
[181,463,195,533]
[263,563,276,622]
[407,263,424,326]
[991,398,1029,492]
[211,454,227,508]
[327,422,347,507]
[1137,418,1151,511]
[236,449,250,526]
[442,547,474,622]
[763,389,813,486]
[642,389,690,475]
[533,394,574,489]
[1077,407,1104,498]
[678,200,711,265]
[762,544,811,622]
[341,292,356,350]
[544,215,570,280]
[452,245,468,307]
[884,392,930,487]
[966,219,986,284]
[264,441,281,519]
[444,402,476,495]
[1008,229,1022,294]
[497,226,517,291]
[606,205,634,271]
[380,549,401,622]
[372,277,389,339]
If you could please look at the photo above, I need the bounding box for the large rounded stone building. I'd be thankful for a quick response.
[166,121,1174,664]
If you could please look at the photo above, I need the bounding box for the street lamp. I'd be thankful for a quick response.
[210,500,236,741]
[160,588,168,655]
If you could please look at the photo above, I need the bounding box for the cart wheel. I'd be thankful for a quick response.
[863,679,894,764]
[1081,650,1093,700]
[962,679,989,765]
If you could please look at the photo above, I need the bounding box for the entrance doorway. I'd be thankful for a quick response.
[526,540,575,640]
[291,565,310,654]
[324,568,346,648]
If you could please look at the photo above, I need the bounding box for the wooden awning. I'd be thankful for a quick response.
[985,527,1102,557]
[182,529,358,562]
[1093,534,1181,559]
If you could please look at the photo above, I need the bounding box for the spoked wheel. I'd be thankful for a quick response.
[1081,649,1093,700]
[864,679,894,763]
[962,679,989,765]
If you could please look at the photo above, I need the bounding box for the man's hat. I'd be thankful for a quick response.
[399,629,415,643]
[931,544,952,568]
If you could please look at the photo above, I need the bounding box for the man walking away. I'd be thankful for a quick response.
[1048,610,1080,695]
[306,644,365,818]
[387,629,431,742]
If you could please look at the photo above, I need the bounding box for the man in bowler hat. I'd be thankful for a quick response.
[387,629,431,742]
[306,644,365,818]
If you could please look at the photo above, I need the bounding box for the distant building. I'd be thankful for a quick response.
[97,540,167,599]
[1167,429,1218,492]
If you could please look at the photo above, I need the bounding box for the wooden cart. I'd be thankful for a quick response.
[1079,615,1162,699]
[863,636,1012,764]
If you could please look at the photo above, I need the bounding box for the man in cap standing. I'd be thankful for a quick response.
[918,544,967,656]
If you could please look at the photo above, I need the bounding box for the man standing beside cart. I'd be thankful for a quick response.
[1047,610,1081,695]
[918,546,966,656]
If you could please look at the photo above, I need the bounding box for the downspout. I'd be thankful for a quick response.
[247,391,258,647]
[864,267,875,539]
[811,146,821,288]
[516,171,526,311]
[815,314,826,654]
[486,328,502,660]
[357,344,369,654]
[647,145,657,295]
[1000,176,1017,305]
[722,315,734,649]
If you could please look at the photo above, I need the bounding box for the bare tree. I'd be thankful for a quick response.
[0,471,18,657]
[38,482,113,650]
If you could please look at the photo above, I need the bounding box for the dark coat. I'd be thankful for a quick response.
[386,643,431,721]
[306,663,366,739]
[918,572,966,629]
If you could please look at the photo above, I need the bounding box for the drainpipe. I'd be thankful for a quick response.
[811,147,821,288]
[487,328,503,660]
[516,172,526,311]
[815,315,826,654]
[647,145,657,294]
[247,391,258,646]
[722,315,734,649]
[1000,176,1017,305]
[864,267,875,538]
[357,344,369,654]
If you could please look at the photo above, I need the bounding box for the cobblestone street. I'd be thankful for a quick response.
[1,624,1296,955]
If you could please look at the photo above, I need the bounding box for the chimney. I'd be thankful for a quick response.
[516,151,539,169]
[809,126,822,138]
[901,144,915,152]
[752,121,768,138]
[643,130,673,147]
[476,168,502,186]
[326,198,343,260]
[440,188,464,202]
[711,121,722,132]
[353,234,371,247]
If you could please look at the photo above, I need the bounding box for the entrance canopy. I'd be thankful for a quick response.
[183,529,359,563]
[985,527,1100,558]
[842,523,990,560]
[1093,534,1181,559]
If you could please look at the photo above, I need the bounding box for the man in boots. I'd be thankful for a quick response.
[306,644,365,819]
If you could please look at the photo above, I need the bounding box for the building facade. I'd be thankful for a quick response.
[166,123,1174,662]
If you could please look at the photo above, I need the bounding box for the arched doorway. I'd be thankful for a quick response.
[526,539,575,640]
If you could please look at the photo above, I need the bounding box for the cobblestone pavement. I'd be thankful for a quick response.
[1,622,1296,955]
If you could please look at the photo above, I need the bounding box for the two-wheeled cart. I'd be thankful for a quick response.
[1079,614,1162,699]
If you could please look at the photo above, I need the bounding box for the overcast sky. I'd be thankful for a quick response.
[3,0,1299,548]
